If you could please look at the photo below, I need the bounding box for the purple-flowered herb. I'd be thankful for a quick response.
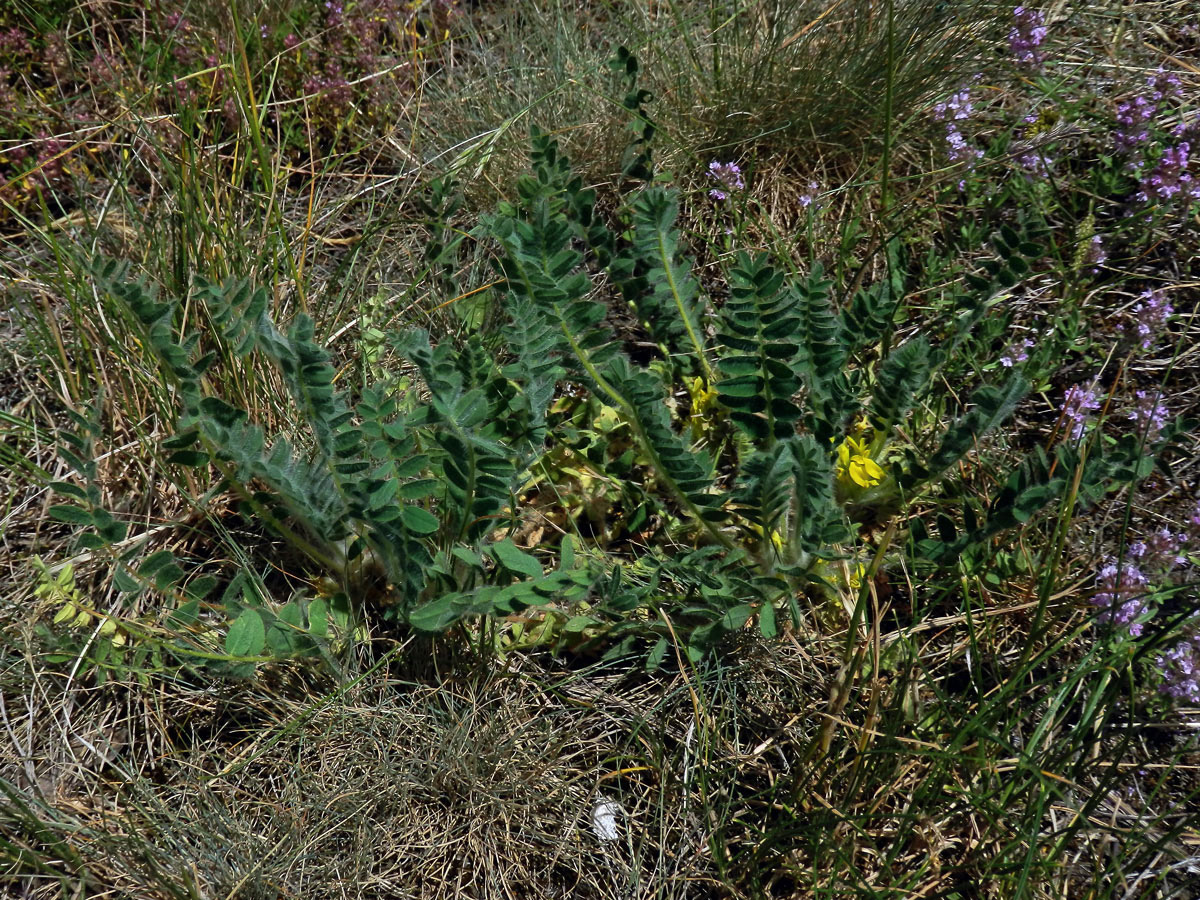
[1120,289,1173,351]
[1157,631,1200,703]
[999,337,1034,367]
[1063,381,1102,440]
[1137,142,1199,203]
[799,180,820,210]
[1128,390,1170,443]
[1093,558,1151,636]
[1009,7,1048,67]
[707,160,744,201]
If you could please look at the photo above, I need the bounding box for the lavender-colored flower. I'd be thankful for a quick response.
[1129,390,1169,442]
[1123,289,1173,350]
[931,86,983,186]
[1138,142,1199,203]
[1114,69,1188,171]
[1018,149,1052,180]
[933,89,974,122]
[1147,67,1183,104]
[1092,558,1150,636]
[999,337,1034,367]
[284,33,300,50]
[707,160,744,201]
[305,61,352,108]
[1063,381,1102,440]
[944,123,983,166]
[798,180,820,209]
[1095,516,1189,644]
[1157,631,1200,703]
[1172,111,1199,141]
[1086,234,1107,273]
[1115,95,1156,155]
[1142,526,1187,568]
[1009,7,1048,67]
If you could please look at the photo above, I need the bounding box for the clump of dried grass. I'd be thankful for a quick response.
[0,637,753,900]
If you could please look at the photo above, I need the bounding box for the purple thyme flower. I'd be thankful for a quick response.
[1115,95,1156,156]
[1157,631,1200,703]
[1113,68,1188,171]
[1129,390,1169,442]
[1086,234,1107,273]
[799,180,820,209]
[1095,517,1189,642]
[1172,111,1200,141]
[1093,558,1151,636]
[1018,149,1053,180]
[1121,289,1173,350]
[1063,381,1102,440]
[1137,142,1199,203]
[1009,7,1048,67]
[1141,526,1188,568]
[707,160,744,201]
[0,27,30,57]
[1148,67,1183,104]
[933,89,974,122]
[944,123,983,166]
[999,337,1034,367]
[932,86,983,187]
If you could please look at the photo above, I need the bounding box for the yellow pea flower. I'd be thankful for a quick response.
[847,562,867,592]
[688,376,719,442]
[836,436,885,489]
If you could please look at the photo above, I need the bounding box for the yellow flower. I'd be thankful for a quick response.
[688,376,719,441]
[836,436,885,489]
[847,563,867,592]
